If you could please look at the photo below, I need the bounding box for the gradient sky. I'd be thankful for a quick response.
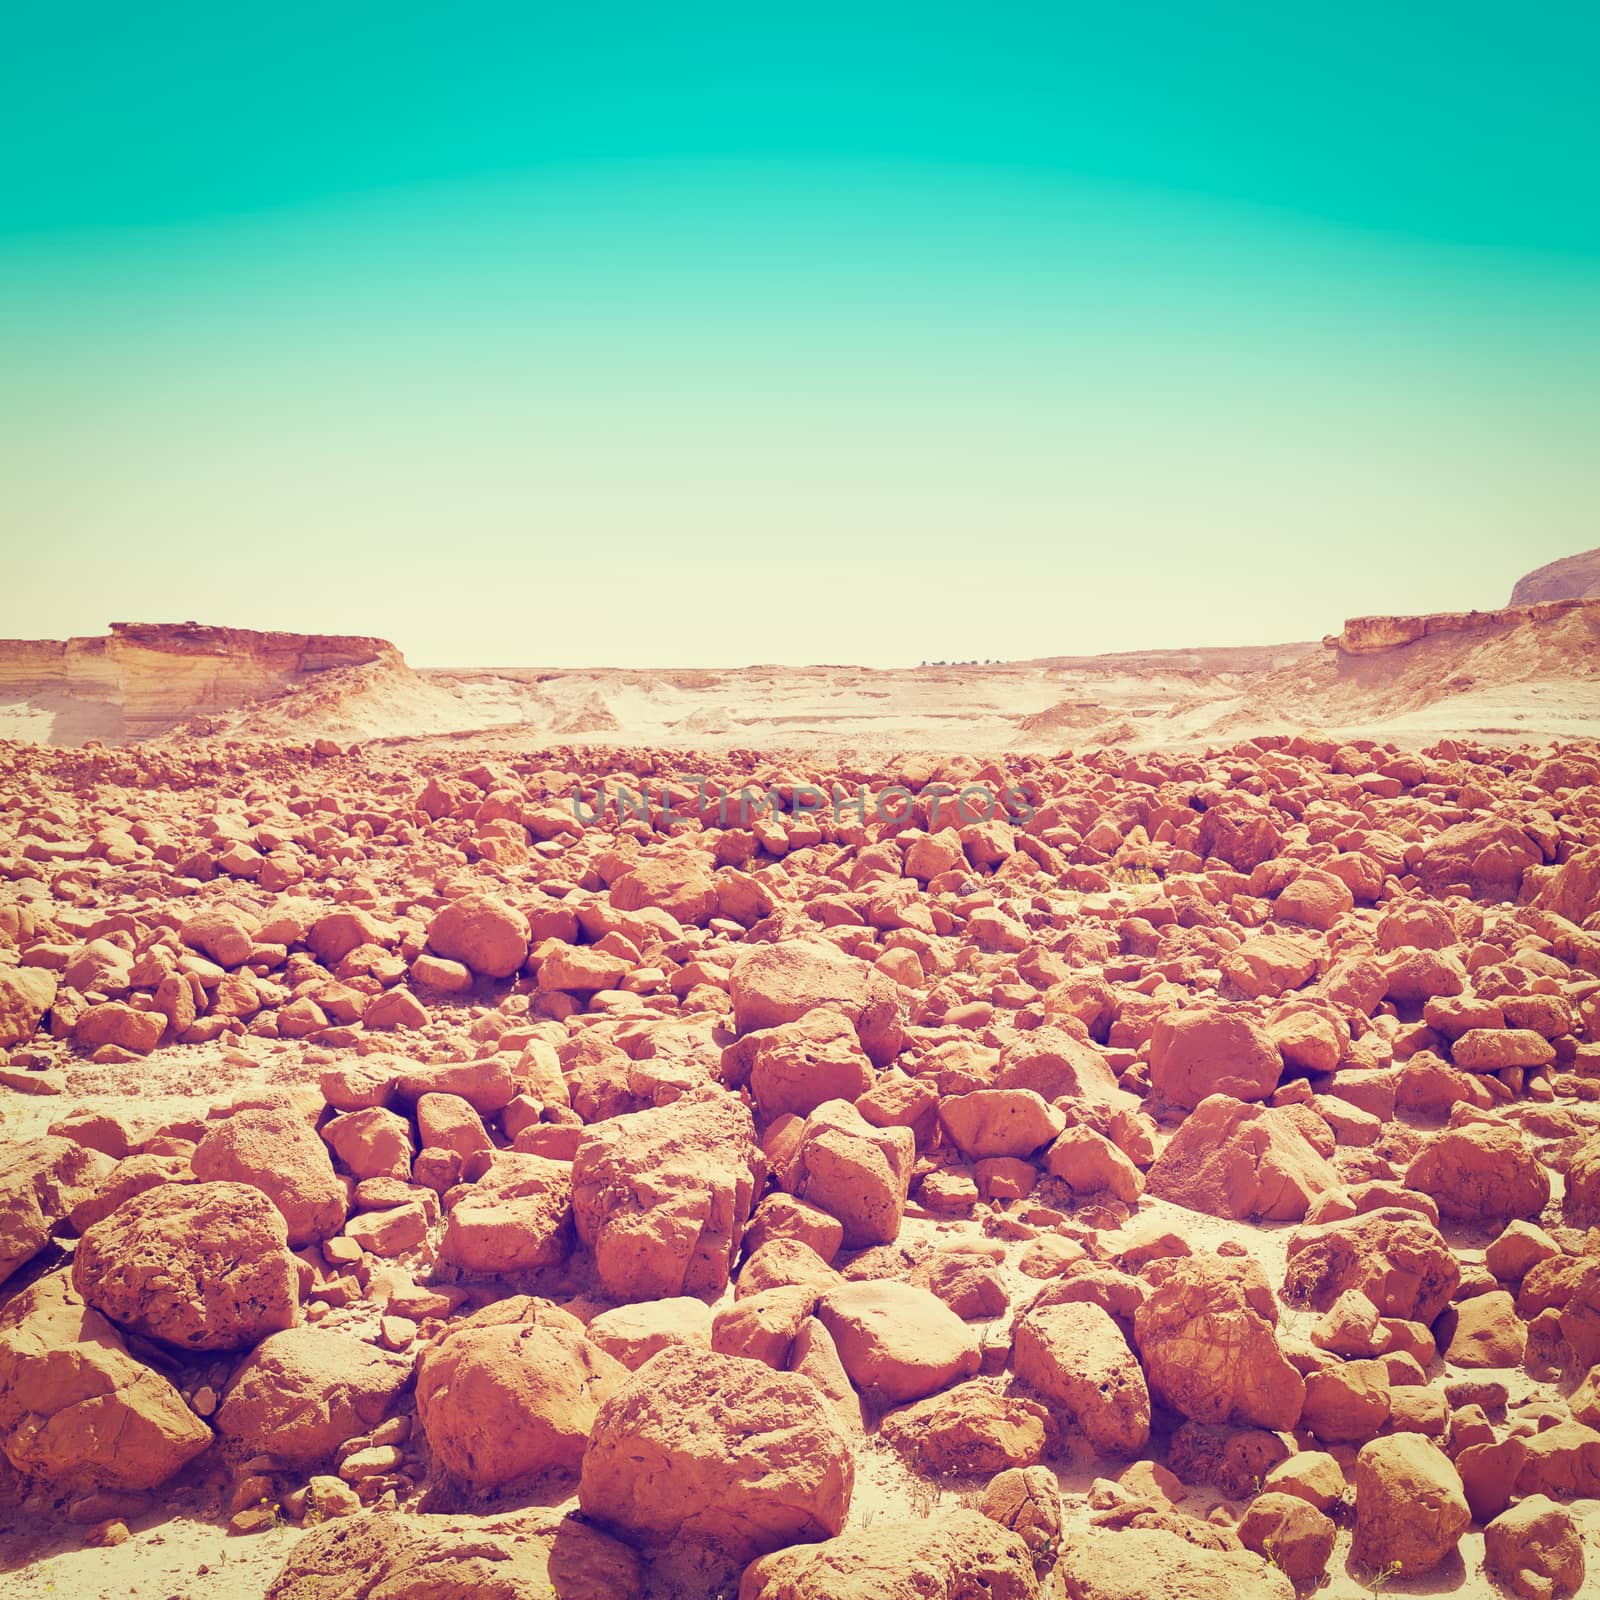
[3,3,1597,667]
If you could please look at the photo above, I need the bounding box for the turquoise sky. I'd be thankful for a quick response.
[3,4,1597,666]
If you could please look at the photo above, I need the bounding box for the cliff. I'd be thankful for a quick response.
[0,623,400,742]
[1510,547,1600,606]
[1325,598,1600,656]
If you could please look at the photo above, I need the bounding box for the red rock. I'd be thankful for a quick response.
[573,1095,760,1299]
[425,893,530,978]
[216,1327,410,1470]
[73,1180,298,1351]
[1132,1256,1304,1431]
[1013,1301,1150,1454]
[578,1347,853,1574]
[1148,1008,1282,1111]
[1144,1095,1339,1222]
[1353,1434,1469,1576]
[739,1508,1041,1600]
[418,1307,625,1488]
[193,1105,347,1246]
[815,1280,981,1404]
[1404,1121,1550,1223]
[0,1272,211,1491]
[1,1136,113,1286]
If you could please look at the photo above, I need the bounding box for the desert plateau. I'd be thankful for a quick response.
[1,543,1600,1600]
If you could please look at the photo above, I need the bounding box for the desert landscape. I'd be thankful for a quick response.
[0,545,1598,1600]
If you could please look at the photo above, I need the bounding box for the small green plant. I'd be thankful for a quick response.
[260,1495,286,1533]
[1261,1535,1284,1577]
[1366,1557,1404,1597]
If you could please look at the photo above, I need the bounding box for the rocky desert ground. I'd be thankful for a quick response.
[2,574,1600,1600]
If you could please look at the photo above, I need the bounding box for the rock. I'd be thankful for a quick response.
[1042,1126,1145,1203]
[1221,935,1320,1000]
[1197,798,1284,873]
[586,1298,715,1370]
[1237,1491,1336,1585]
[1300,1358,1391,1444]
[878,1381,1049,1473]
[729,940,906,1067]
[996,1027,1124,1105]
[73,1180,298,1351]
[1282,1210,1460,1324]
[578,1346,853,1575]
[773,1098,915,1248]
[215,1328,411,1470]
[426,894,530,978]
[75,1001,164,1055]
[815,1280,981,1404]
[1404,1122,1550,1224]
[611,853,718,924]
[1053,1526,1293,1600]
[1144,1095,1339,1222]
[417,1306,625,1488]
[1013,1301,1149,1454]
[1148,1009,1280,1111]
[0,1272,211,1491]
[1444,1291,1526,1368]
[193,1106,348,1246]
[572,1095,760,1300]
[321,1107,416,1181]
[1417,817,1541,901]
[1132,1256,1303,1431]
[738,1509,1041,1600]
[0,1136,112,1285]
[1485,1220,1561,1281]
[1452,1029,1558,1072]
[0,966,57,1047]
[263,1507,645,1600]
[978,1465,1063,1567]
[1262,1450,1346,1511]
[181,906,256,968]
[440,1151,572,1276]
[1352,1434,1469,1577]
[1562,1129,1600,1228]
[938,1090,1065,1161]
[744,1010,874,1121]
[1483,1494,1586,1600]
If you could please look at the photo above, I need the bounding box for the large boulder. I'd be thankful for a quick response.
[1404,1122,1551,1224]
[417,1304,626,1488]
[877,1381,1049,1474]
[1144,1095,1339,1222]
[572,1096,760,1300]
[1560,1129,1600,1229]
[743,1010,875,1122]
[938,1090,1065,1162]
[441,1152,572,1276]
[611,853,718,925]
[0,1136,112,1286]
[1484,1494,1586,1600]
[1352,1434,1470,1577]
[1197,798,1284,873]
[1282,1210,1460,1324]
[1053,1527,1293,1600]
[0,966,57,1047]
[263,1507,645,1600]
[426,894,531,979]
[773,1098,915,1248]
[192,1105,347,1246]
[738,1509,1040,1600]
[578,1347,853,1576]
[1013,1300,1149,1454]
[73,1180,299,1351]
[1132,1256,1303,1431]
[216,1327,411,1470]
[1416,817,1542,901]
[1148,1009,1281,1111]
[0,1272,211,1491]
[814,1280,981,1405]
[730,941,906,1067]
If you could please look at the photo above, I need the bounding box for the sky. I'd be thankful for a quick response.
[2,3,1597,668]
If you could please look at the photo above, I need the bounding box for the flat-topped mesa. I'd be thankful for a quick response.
[0,623,401,740]
[1324,597,1600,657]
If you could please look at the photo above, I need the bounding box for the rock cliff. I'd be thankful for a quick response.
[1510,547,1600,606]
[0,623,398,741]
